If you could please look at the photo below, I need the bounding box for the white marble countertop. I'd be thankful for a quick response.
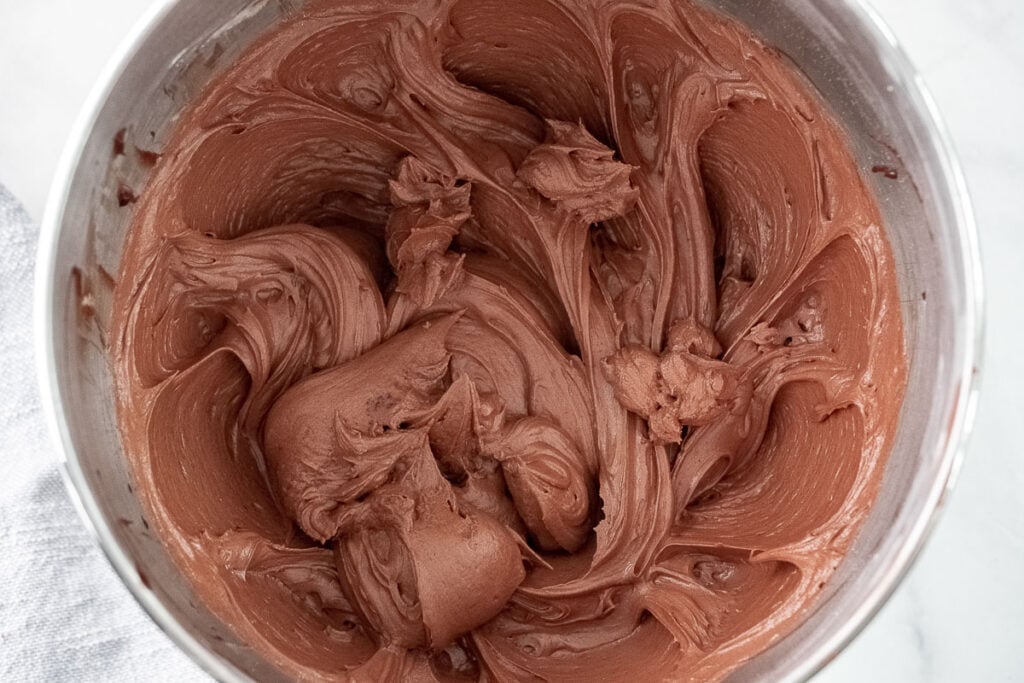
[1,1,1021,680]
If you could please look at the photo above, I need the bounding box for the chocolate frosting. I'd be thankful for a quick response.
[112,0,907,679]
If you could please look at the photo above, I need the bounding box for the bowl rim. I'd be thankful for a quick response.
[33,0,984,681]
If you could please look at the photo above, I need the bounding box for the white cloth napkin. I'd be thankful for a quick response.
[0,185,206,681]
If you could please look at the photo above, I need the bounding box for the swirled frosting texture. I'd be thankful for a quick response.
[112,0,907,679]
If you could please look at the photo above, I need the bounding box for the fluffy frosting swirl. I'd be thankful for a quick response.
[112,0,906,680]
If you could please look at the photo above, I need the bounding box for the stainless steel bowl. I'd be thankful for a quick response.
[35,0,983,680]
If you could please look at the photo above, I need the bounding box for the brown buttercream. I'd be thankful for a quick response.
[111,0,907,679]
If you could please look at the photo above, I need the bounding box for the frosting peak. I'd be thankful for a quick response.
[386,157,470,307]
[517,120,639,223]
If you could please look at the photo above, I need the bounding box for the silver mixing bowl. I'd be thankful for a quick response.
[35,0,983,680]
